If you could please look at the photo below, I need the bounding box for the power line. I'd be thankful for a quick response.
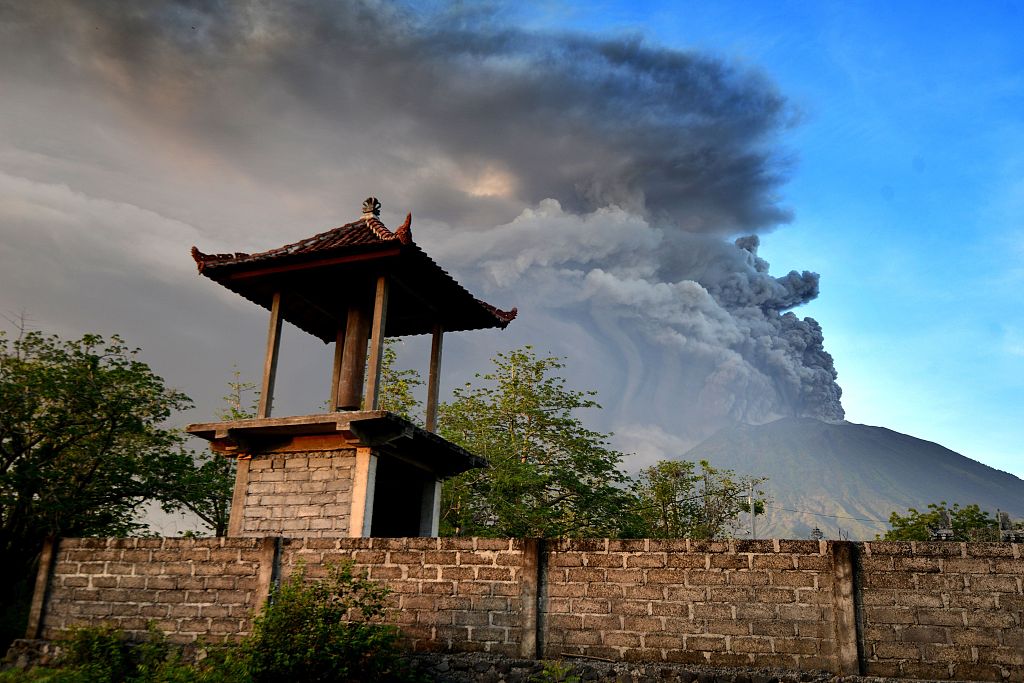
[763,504,890,525]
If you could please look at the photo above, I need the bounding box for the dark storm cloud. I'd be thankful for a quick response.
[3,0,793,232]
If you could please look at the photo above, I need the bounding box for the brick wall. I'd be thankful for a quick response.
[860,541,1024,681]
[32,537,529,656]
[280,537,529,656]
[543,539,840,670]
[39,538,272,644]
[23,537,1024,681]
[240,450,355,536]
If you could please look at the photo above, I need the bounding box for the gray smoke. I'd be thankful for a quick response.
[0,1,843,440]
[435,205,844,426]
[1,0,793,232]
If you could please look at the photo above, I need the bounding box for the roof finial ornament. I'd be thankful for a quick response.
[362,197,381,219]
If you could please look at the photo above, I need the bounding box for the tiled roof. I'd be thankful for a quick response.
[191,214,413,271]
[190,211,516,340]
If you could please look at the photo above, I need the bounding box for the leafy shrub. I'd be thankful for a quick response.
[10,624,246,683]
[60,625,132,682]
[3,563,413,683]
[244,561,411,683]
[531,660,581,683]
[130,625,247,683]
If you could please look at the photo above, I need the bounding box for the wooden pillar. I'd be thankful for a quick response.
[257,291,283,419]
[337,302,371,410]
[329,324,346,411]
[364,275,389,411]
[425,324,444,432]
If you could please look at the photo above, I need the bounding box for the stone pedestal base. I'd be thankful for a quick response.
[187,411,483,538]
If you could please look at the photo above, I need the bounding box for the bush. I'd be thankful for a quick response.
[244,562,411,683]
[2,563,413,683]
[1,624,247,683]
[60,625,132,682]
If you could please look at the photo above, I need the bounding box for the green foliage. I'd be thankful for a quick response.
[632,459,768,539]
[218,368,259,421]
[244,562,411,683]
[60,625,132,682]
[159,449,235,538]
[883,501,999,541]
[0,666,101,682]
[0,329,194,646]
[375,339,423,422]
[159,367,254,537]
[439,346,637,538]
[37,624,246,683]
[531,660,581,683]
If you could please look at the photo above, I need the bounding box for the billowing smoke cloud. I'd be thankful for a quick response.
[0,1,842,451]
[435,202,843,428]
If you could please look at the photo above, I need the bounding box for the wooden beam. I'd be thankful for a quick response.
[364,275,390,411]
[257,291,283,419]
[329,324,345,411]
[337,301,371,410]
[425,324,444,432]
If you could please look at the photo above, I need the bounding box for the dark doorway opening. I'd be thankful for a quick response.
[370,455,431,537]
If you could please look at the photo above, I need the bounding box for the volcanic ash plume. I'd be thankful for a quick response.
[437,204,844,428]
[2,1,845,433]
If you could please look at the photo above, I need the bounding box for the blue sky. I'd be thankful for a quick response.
[541,0,1024,476]
[0,1,1020,480]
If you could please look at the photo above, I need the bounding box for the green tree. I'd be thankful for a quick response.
[0,329,192,647]
[632,459,767,539]
[375,339,422,422]
[438,346,637,538]
[160,369,257,538]
[159,450,235,538]
[883,501,999,541]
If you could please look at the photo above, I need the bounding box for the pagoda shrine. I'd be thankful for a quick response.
[186,198,515,538]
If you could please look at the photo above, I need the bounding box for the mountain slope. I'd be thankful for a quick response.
[681,417,1024,540]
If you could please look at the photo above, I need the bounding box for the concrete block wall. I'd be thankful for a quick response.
[35,538,272,644]
[29,537,530,656]
[860,541,1024,681]
[239,450,355,536]
[21,537,1024,681]
[280,537,530,656]
[543,539,843,671]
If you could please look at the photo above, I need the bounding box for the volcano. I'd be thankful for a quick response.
[681,417,1024,540]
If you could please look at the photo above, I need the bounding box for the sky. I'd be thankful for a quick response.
[0,0,1021,485]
